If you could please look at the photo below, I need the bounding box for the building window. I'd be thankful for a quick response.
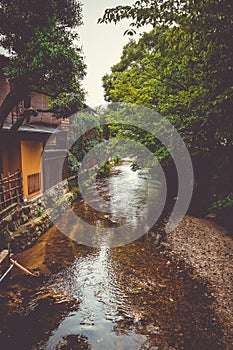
[28,173,41,194]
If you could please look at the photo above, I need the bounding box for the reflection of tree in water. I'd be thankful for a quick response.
[56,334,91,350]
[110,239,225,350]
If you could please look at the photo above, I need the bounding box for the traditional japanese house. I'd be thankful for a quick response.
[0,56,69,209]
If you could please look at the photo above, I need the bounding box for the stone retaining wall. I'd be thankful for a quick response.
[0,180,75,253]
[0,200,52,253]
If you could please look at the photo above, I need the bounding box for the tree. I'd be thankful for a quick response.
[0,0,86,130]
[100,0,233,219]
[100,0,233,141]
[99,0,233,33]
[104,23,233,146]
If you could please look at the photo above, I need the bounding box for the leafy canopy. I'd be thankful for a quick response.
[0,0,86,117]
[101,0,233,152]
[100,0,233,215]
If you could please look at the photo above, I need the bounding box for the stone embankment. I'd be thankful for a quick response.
[0,180,75,253]
[0,201,52,253]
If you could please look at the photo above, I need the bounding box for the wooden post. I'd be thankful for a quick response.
[17,169,23,203]
[0,173,3,210]
[1,173,7,207]
[7,171,12,205]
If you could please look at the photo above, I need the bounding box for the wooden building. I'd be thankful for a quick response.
[0,56,69,209]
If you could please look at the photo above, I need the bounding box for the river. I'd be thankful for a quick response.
[0,162,224,350]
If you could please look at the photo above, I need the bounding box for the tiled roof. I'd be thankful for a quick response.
[3,124,61,134]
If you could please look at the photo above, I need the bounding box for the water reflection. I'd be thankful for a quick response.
[0,162,225,350]
[36,246,148,350]
[59,161,164,247]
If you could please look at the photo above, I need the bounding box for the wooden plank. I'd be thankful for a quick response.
[10,259,39,277]
[0,249,9,264]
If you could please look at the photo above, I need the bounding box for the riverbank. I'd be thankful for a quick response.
[1,213,232,349]
[1,160,232,349]
[159,215,233,348]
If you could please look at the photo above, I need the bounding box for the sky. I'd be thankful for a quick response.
[78,0,149,108]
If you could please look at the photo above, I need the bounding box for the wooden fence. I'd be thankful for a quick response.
[0,170,23,210]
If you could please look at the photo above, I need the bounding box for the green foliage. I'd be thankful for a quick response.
[97,104,173,170]
[36,206,45,217]
[97,161,112,178]
[67,186,81,202]
[0,0,83,51]
[208,193,233,231]
[68,152,80,177]
[67,111,104,193]
[209,194,233,212]
[103,23,233,153]
[111,155,121,165]
[100,0,233,220]
[0,0,86,118]
[69,111,103,164]
[99,0,233,35]
[101,0,233,154]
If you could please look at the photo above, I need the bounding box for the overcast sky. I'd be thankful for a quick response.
[78,0,149,107]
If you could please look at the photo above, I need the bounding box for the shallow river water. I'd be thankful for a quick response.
[0,162,225,350]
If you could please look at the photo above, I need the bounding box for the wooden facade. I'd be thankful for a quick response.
[0,58,69,207]
[0,170,23,210]
[20,140,43,200]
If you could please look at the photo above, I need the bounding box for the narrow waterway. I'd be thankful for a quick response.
[0,162,225,350]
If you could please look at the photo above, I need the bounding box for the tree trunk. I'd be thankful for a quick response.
[0,83,29,130]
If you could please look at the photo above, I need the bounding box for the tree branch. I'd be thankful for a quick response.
[10,107,38,132]
[0,87,28,130]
